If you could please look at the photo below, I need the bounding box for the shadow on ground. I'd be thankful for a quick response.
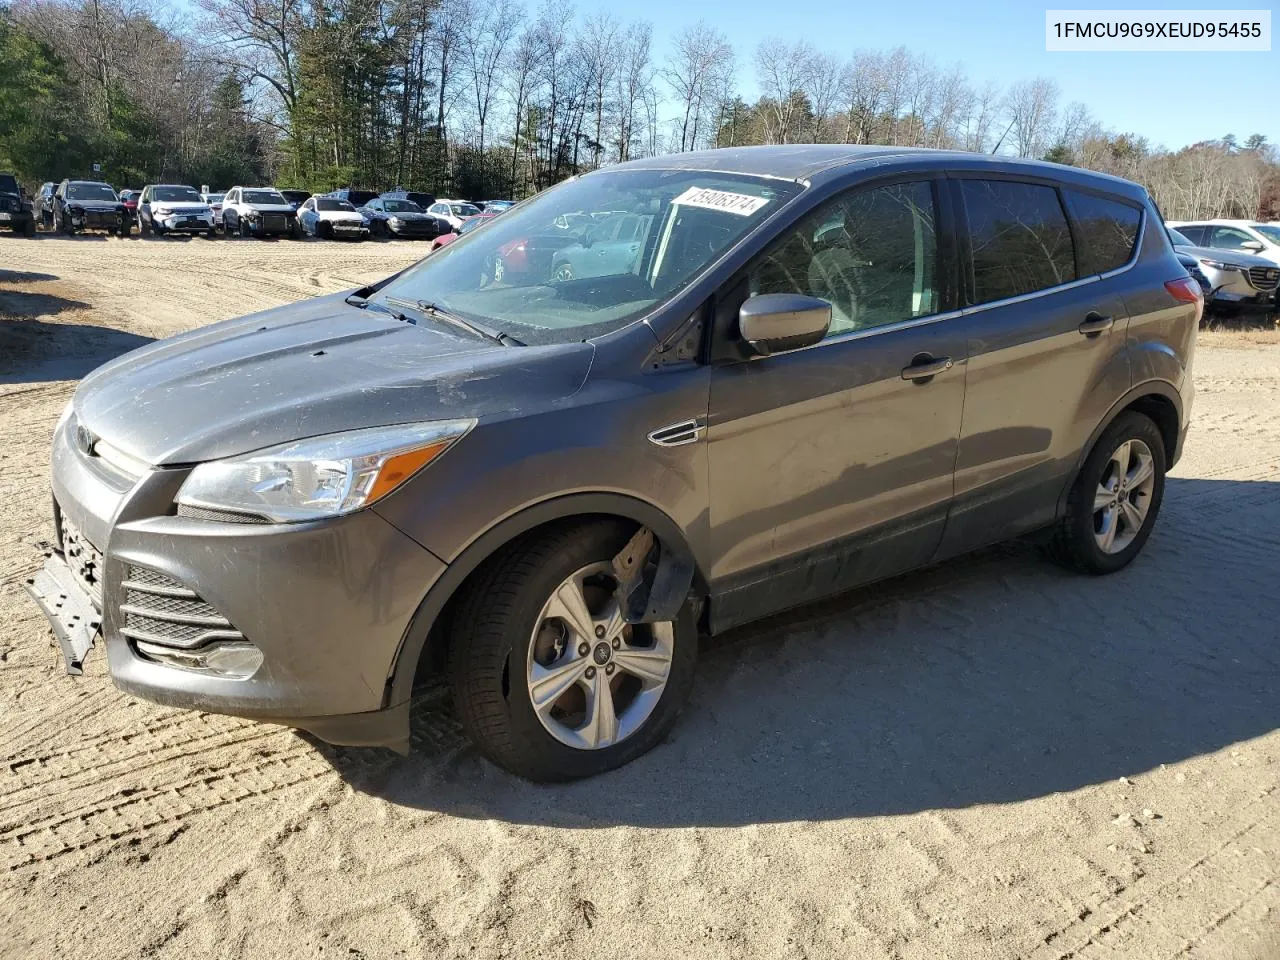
[317,475,1280,826]
[0,269,59,283]
[0,309,154,384]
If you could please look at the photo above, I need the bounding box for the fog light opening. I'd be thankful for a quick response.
[135,640,263,679]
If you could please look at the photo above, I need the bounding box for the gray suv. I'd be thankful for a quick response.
[27,147,1201,781]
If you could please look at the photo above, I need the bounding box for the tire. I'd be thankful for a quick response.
[1047,411,1166,575]
[553,262,574,282]
[317,220,332,241]
[206,227,216,240]
[117,218,131,237]
[138,214,151,237]
[238,218,250,239]
[449,520,698,782]
[21,218,35,237]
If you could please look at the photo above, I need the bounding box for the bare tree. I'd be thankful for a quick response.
[460,0,522,158]
[663,21,733,152]
[804,51,842,143]
[1005,77,1059,158]
[754,38,813,144]
[577,11,618,168]
[613,20,653,162]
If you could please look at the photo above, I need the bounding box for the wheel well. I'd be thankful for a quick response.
[413,513,647,682]
[1125,393,1179,464]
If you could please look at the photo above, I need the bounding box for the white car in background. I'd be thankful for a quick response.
[202,192,225,224]
[1167,227,1279,314]
[298,196,369,241]
[221,186,300,239]
[426,198,482,231]
[1166,219,1280,268]
[136,184,216,238]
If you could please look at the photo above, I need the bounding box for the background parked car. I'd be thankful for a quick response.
[549,211,650,282]
[201,191,225,225]
[298,195,369,241]
[278,189,310,211]
[52,180,130,236]
[137,184,216,238]
[35,181,56,228]
[1167,220,1280,268]
[1167,227,1278,315]
[381,188,436,210]
[0,172,36,236]
[327,187,379,209]
[429,210,497,252]
[117,189,139,217]
[1175,249,1214,306]
[477,199,514,212]
[359,196,444,239]
[426,198,481,230]
[221,186,300,239]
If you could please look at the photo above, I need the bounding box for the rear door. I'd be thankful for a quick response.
[936,178,1138,557]
[707,177,967,631]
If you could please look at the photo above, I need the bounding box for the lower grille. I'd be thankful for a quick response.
[58,510,104,607]
[263,214,287,232]
[1247,266,1279,291]
[119,565,244,650]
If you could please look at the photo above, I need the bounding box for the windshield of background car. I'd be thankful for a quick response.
[1254,224,1280,244]
[458,216,490,234]
[154,186,202,202]
[384,200,422,213]
[0,175,19,193]
[316,198,354,212]
[373,169,801,345]
[205,194,224,203]
[1168,228,1192,245]
[450,203,481,217]
[244,190,286,204]
[67,183,117,201]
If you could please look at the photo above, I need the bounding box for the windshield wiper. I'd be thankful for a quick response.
[345,290,412,322]
[384,296,524,346]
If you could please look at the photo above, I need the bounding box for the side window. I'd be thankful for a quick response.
[1178,224,1208,245]
[961,180,1076,303]
[1065,190,1142,274]
[1211,226,1254,251]
[749,180,938,337]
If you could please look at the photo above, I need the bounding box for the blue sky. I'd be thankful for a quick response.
[572,0,1279,149]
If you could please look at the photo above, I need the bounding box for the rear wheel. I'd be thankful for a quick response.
[449,521,698,781]
[1048,411,1166,574]
[21,218,35,237]
[238,217,250,239]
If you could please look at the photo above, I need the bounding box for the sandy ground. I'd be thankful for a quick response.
[2,234,1279,960]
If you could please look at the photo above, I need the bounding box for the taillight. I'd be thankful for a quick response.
[1165,276,1203,303]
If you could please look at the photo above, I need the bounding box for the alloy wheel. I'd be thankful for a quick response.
[525,562,674,751]
[1093,438,1156,554]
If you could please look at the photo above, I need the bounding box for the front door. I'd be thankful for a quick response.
[706,178,965,632]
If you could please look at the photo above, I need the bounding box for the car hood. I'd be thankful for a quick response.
[66,199,121,211]
[243,203,294,213]
[1173,242,1276,268]
[383,211,433,221]
[319,211,366,223]
[153,201,210,213]
[73,292,595,465]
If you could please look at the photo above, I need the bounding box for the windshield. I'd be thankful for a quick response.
[1167,228,1192,246]
[67,183,117,201]
[0,175,19,194]
[373,169,800,345]
[1253,224,1280,244]
[153,186,202,203]
[244,190,286,204]
[316,198,355,212]
[485,200,513,210]
[384,200,422,213]
[459,215,490,235]
[450,203,481,217]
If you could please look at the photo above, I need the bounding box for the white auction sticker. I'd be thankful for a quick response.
[1046,10,1271,51]
[672,187,769,216]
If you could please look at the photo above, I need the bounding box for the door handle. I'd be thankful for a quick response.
[901,356,953,382]
[1078,313,1114,336]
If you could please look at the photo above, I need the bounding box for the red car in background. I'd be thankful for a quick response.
[428,211,497,253]
[118,190,139,215]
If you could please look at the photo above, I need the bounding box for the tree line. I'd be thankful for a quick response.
[1,0,1276,220]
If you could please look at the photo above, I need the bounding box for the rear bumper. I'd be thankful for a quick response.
[1207,289,1276,312]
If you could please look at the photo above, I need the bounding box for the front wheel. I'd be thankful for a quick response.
[449,521,698,781]
[1047,411,1166,574]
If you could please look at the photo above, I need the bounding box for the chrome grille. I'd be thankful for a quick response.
[177,504,270,523]
[119,565,244,649]
[1247,266,1279,291]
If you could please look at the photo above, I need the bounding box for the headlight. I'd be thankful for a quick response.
[1199,259,1238,271]
[176,421,474,523]
[154,206,172,216]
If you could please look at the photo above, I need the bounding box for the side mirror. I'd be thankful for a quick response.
[1241,239,1265,252]
[739,293,832,357]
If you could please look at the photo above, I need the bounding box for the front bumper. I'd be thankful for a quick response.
[158,214,214,232]
[244,214,295,236]
[387,220,440,239]
[69,210,123,231]
[27,416,447,750]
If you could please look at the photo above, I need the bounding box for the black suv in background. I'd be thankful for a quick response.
[52,180,130,236]
[381,187,436,209]
[0,173,36,236]
[327,187,378,209]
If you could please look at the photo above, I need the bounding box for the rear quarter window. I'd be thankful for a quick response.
[960,180,1076,304]
[1065,190,1142,274]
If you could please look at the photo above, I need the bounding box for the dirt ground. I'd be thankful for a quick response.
[2,234,1279,960]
